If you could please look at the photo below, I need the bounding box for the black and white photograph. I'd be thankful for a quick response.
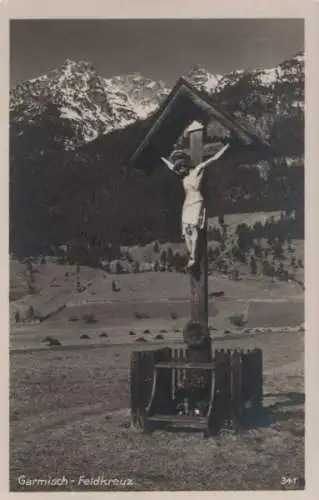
[9,17,305,491]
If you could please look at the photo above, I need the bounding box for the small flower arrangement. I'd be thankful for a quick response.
[175,372,210,416]
[182,373,207,390]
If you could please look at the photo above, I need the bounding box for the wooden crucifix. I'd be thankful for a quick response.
[161,122,230,363]
[188,122,208,325]
[184,121,211,364]
[187,122,209,359]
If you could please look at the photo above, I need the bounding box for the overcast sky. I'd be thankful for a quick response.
[10,19,304,87]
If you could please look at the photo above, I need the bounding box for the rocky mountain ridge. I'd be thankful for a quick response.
[10,51,304,149]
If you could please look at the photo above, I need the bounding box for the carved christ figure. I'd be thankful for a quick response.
[161,143,230,269]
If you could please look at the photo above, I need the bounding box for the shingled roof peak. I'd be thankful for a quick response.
[127,76,276,172]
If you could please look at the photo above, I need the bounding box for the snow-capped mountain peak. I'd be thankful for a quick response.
[11,59,146,147]
[185,64,222,93]
[104,73,170,119]
[10,60,172,148]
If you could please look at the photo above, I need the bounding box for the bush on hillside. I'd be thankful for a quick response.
[249,255,258,275]
[115,261,123,274]
[166,247,174,270]
[208,226,223,242]
[230,268,240,281]
[82,313,97,324]
[25,305,34,320]
[229,312,247,328]
[14,309,21,323]
[160,250,167,268]
[68,315,79,322]
[153,240,160,253]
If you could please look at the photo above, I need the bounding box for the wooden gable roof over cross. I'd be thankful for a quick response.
[127,77,277,174]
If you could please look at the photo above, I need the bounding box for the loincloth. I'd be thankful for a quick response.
[182,207,206,238]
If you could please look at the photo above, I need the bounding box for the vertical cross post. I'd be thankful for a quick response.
[186,122,211,362]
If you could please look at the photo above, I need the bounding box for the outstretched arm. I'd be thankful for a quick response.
[161,157,178,175]
[194,143,230,176]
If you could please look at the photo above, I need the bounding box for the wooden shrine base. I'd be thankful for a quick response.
[130,345,263,437]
